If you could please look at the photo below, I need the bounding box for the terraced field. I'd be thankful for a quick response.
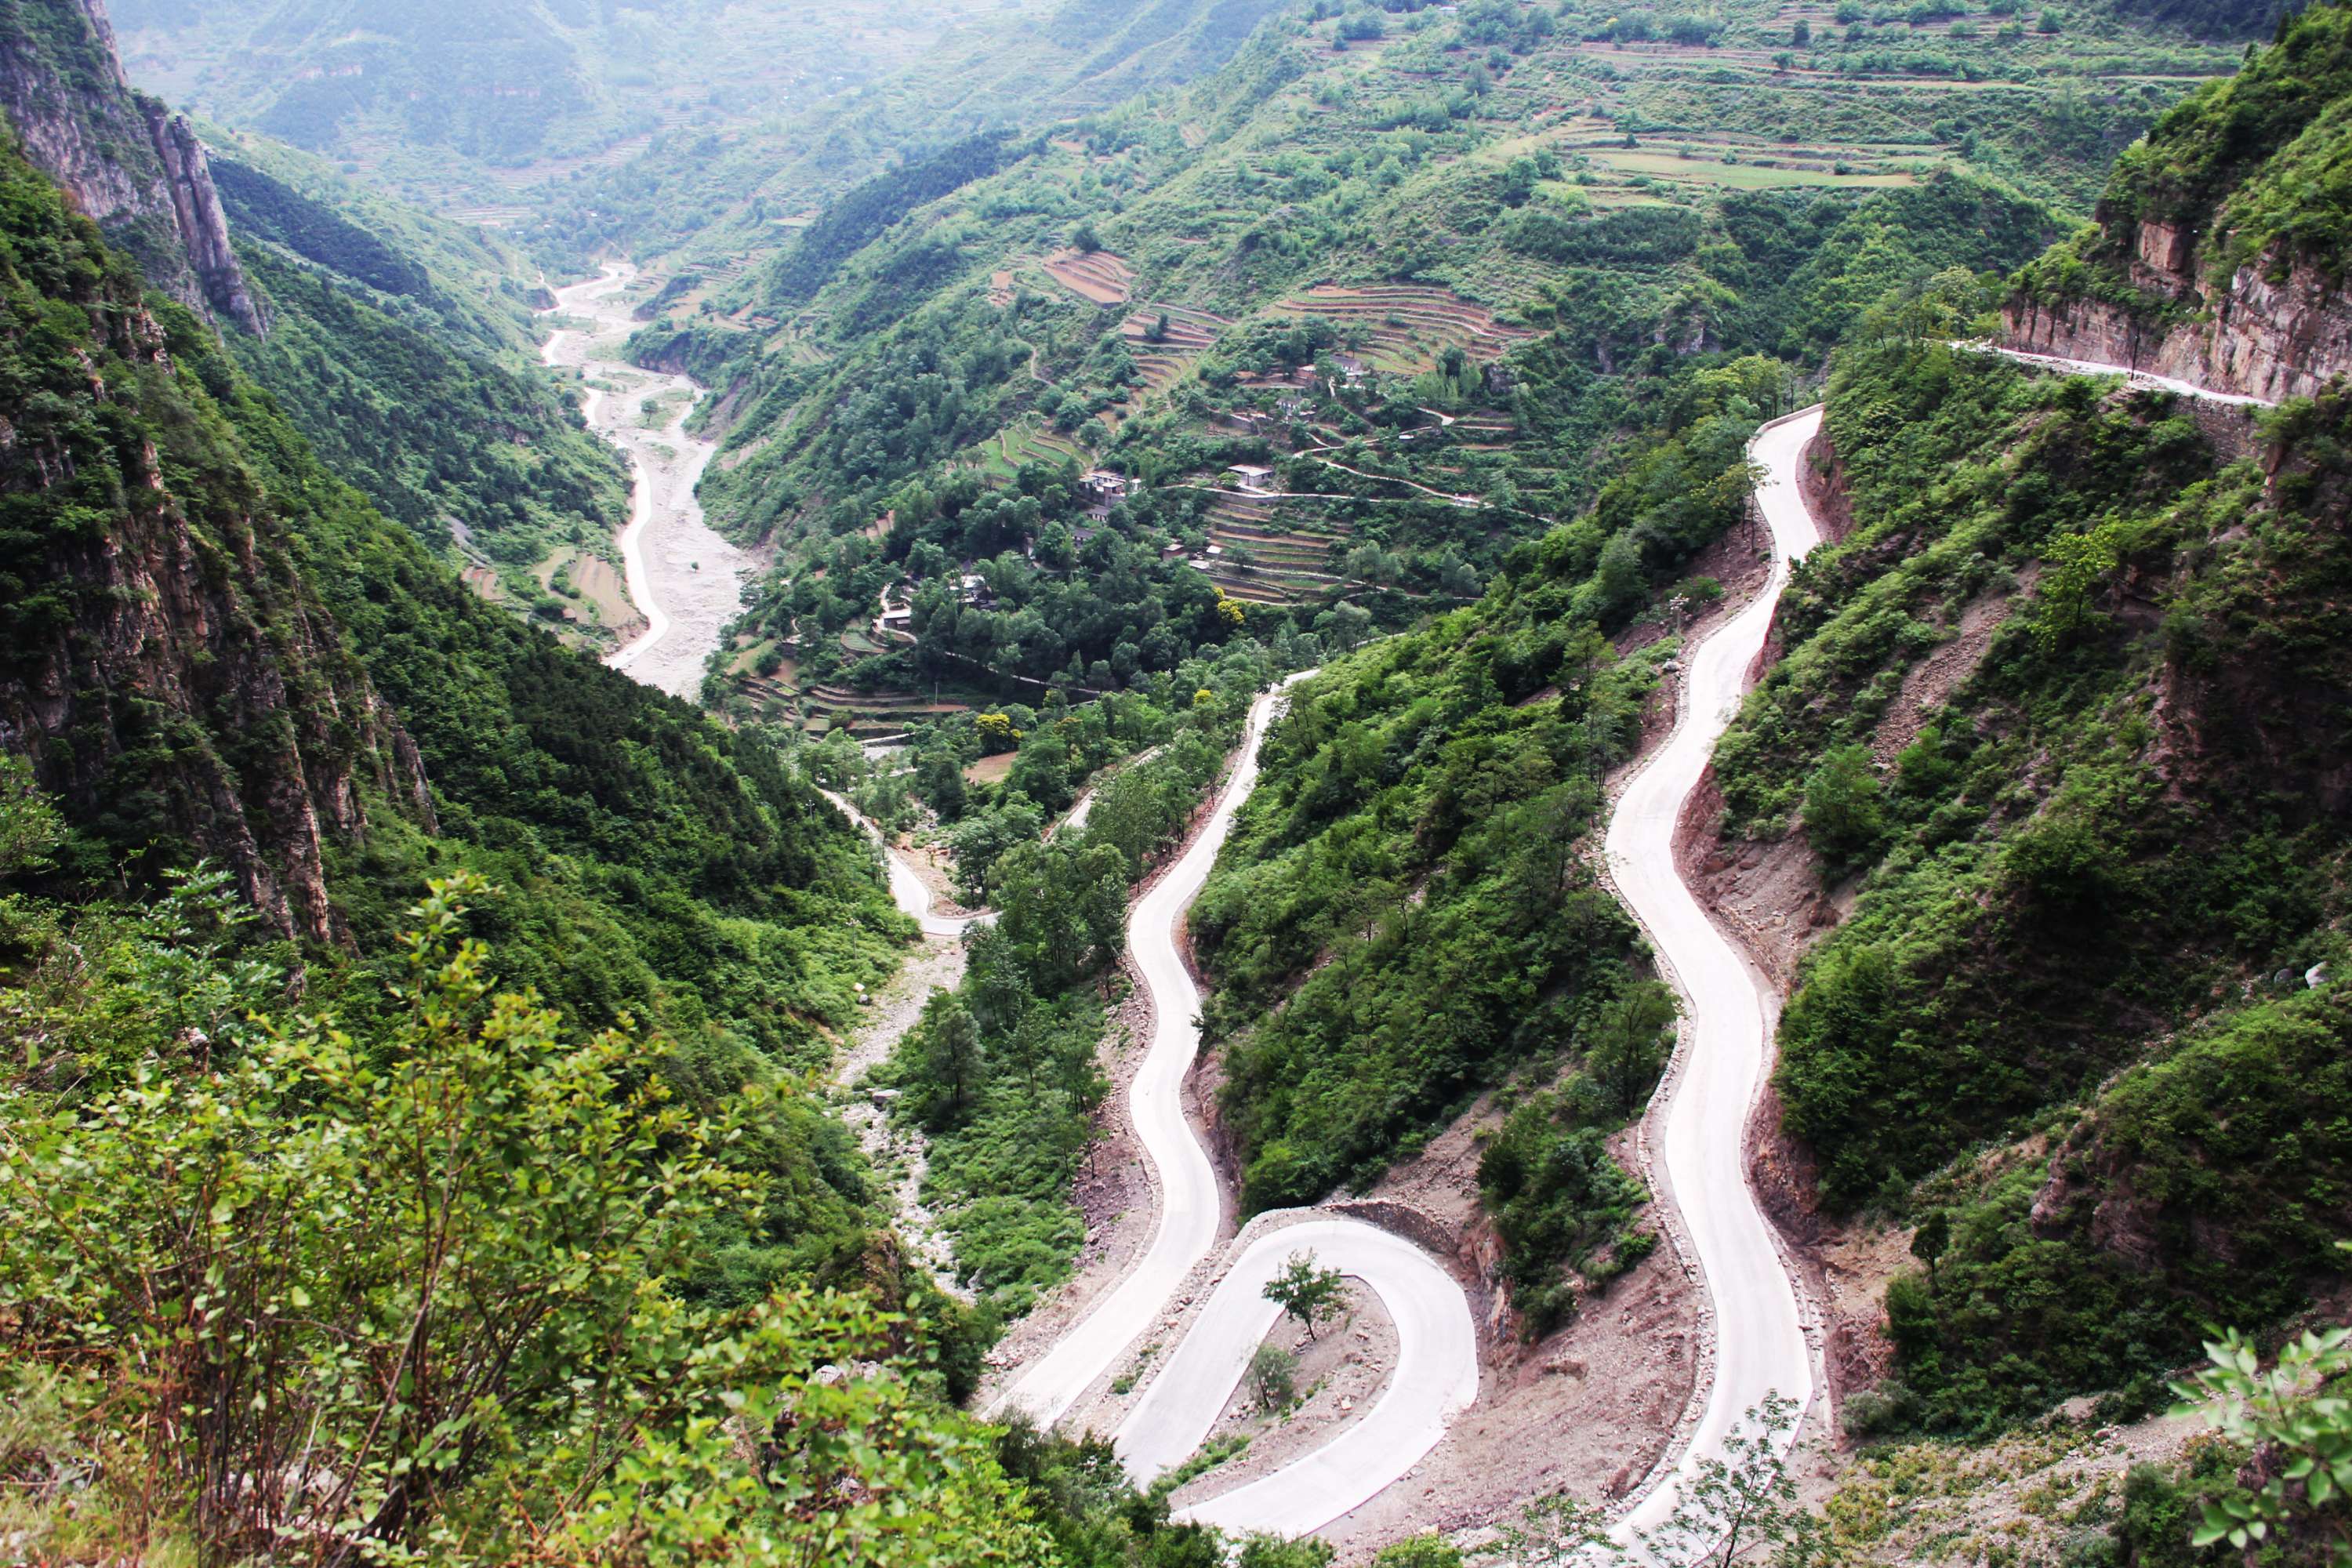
[1120,303,1231,396]
[1192,490,1352,605]
[987,419,1085,476]
[1270,285,1537,373]
[1041,247,1135,306]
[800,682,977,736]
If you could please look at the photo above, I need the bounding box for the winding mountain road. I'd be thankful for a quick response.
[1955,340,2281,408]
[1606,407,1823,1546]
[835,410,1836,1544]
[817,788,992,939]
[986,675,1482,1536]
[566,301,2230,1543]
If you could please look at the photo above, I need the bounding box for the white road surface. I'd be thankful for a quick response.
[1605,407,1824,1548]
[685,408,1842,1548]
[993,674,1482,1538]
[991,408,1839,1541]
[816,788,993,938]
[992,681,1302,1428]
[1954,340,2281,408]
[1120,1218,1481,1538]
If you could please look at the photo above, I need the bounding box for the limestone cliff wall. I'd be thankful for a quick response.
[0,0,263,333]
[0,293,426,946]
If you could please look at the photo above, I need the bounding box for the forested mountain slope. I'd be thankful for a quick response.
[1155,0,2352,1490]
[103,0,1010,168]
[100,0,1283,260]
[495,0,1294,269]
[0,1,639,636]
[599,0,2242,746]
[209,156,633,600]
[0,53,1385,1562]
[1758,326,2350,1433]
[0,99,921,1063]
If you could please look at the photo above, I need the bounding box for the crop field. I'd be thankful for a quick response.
[1120,301,1231,396]
[1040,248,1135,306]
[1269,285,1537,374]
[1587,147,1918,187]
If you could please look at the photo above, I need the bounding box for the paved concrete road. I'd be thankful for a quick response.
[991,683,1298,1427]
[993,674,1480,1537]
[816,788,990,938]
[1606,408,1823,1547]
[1121,1217,1480,1538]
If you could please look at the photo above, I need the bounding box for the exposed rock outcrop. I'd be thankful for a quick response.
[0,278,421,946]
[0,0,263,334]
[0,26,426,946]
[2004,238,2352,405]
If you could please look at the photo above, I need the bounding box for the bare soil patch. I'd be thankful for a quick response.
[1868,588,2016,766]
[1043,248,1136,307]
[1301,1111,1700,1559]
[964,753,1018,785]
[1799,429,1857,545]
[1674,770,1838,993]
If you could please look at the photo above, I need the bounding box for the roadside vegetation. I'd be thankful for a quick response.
[869,643,1287,1316]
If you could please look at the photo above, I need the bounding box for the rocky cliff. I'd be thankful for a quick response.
[0,0,263,333]
[2003,1,2352,401]
[0,133,423,944]
[2003,220,2352,402]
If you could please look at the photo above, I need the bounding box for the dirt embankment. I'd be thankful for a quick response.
[1308,1113,1700,1559]
[1668,436,1904,1425]
[1798,428,1857,546]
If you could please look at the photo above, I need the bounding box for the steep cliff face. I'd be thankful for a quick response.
[2004,0,2352,400]
[0,0,262,333]
[0,136,420,944]
[2004,226,2352,402]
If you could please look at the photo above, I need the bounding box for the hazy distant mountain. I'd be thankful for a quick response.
[103,0,1057,169]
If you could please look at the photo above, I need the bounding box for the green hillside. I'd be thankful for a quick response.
[18,0,2352,1560]
[0,103,1259,1568]
[622,0,2245,737]
[179,135,639,641]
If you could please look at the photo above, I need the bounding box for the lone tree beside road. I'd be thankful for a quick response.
[1264,1251,1349,1340]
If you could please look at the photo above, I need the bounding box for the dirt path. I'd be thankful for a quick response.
[540,263,750,699]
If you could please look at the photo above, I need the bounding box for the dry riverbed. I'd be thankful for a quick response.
[541,263,751,699]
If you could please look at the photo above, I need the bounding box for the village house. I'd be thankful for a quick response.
[1225,463,1275,493]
